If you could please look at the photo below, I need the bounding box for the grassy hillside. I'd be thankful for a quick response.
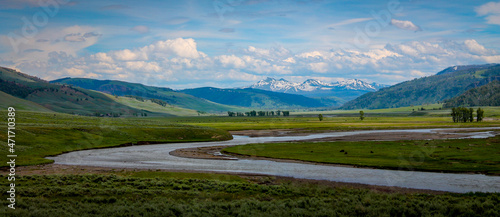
[0,91,52,112]
[443,81,500,108]
[180,87,326,108]
[105,93,200,116]
[0,67,145,116]
[52,77,245,112]
[341,64,500,109]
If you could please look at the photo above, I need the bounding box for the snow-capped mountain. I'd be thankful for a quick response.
[251,77,385,92]
[251,77,300,92]
[249,77,388,100]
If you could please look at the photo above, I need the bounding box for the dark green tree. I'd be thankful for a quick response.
[451,107,457,123]
[318,114,323,121]
[477,108,484,122]
[359,111,365,121]
[469,108,474,122]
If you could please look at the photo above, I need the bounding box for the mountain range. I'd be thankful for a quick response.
[180,87,326,108]
[50,78,243,112]
[249,77,389,100]
[2,63,499,115]
[341,64,500,109]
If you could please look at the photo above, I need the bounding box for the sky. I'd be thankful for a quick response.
[0,0,499,89]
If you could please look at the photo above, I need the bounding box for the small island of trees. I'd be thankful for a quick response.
[451,107,484,122]
[228,110,290,117]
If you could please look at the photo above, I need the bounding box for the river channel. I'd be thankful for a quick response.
[48,128,500,193]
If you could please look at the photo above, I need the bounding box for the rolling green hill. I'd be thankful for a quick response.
[103,93,200,116]
[341,64,500,109]
[180,87,327,108]
[443,80,500,108]
[0,67,145,116]
[51,78,243,112]
[0,91,53,112]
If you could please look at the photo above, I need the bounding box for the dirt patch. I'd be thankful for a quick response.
[170,146,238,160]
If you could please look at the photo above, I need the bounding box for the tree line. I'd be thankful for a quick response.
[228,110,290,117]
[451,107,484,122]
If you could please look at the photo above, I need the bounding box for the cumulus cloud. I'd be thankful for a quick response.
[475,1,500,25]
[390,19,422,32]
[217,55,246,68]
[6,37,500,88]
[308,62,328,73]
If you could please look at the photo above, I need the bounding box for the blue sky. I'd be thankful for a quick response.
[1,0,499,89]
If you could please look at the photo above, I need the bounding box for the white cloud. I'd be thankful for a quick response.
[6,37,500,89]
[464,39,491,55]
[308,62,328,73]
[390,19,422,31]
[125,61,161,72]
[283,57,296,63]
[476,1,500,25]
[217,55,246,68]
[113,49,142,61]
[148,38,204,59]
[91,52,114,63]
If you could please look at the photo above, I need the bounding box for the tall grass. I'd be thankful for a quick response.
[0,174,498,216]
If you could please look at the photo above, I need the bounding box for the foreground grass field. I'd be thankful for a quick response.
[1,173,498,216]
[0,111,232,166]
[223,136,500,175]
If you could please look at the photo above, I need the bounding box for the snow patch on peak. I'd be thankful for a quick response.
[250,77,383,93]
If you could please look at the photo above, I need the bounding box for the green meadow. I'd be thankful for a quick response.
[0,108,499,216]
[223,135,500,175]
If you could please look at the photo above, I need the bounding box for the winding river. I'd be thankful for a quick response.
[48,128,500,193]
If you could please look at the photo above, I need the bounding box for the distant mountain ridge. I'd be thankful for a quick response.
[51,77,242,112]
[0,67,144,115]
[341,63,500,110]
[180,87,326,109]
[249,77,388,100]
